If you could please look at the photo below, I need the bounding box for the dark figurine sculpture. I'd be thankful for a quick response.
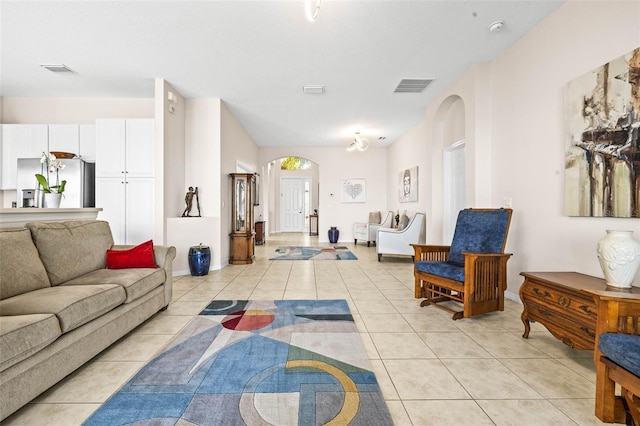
[182,186,201,217]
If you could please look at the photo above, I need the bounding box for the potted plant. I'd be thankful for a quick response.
[35,152,67,208]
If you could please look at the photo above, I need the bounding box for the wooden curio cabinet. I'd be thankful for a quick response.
[229,173,255,264]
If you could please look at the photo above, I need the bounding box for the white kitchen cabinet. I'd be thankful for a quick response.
[96,119,154,178]
[95,118,155,245]
[1,124,48,190]
[96,177,154,245]
[48,125,79,155]
[79,124,96,161]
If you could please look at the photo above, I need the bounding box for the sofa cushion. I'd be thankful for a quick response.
[106,240,157,269]
[415,261,465,282]
[598,333,640,377]
[0,228,51,300]
[64,268,166,304]
[26,220,114,285]
[0,314,61,372]
[368,211,381,224]
[0,285,126,333]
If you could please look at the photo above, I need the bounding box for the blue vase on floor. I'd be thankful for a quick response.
[328,227,339,244]
[188,245,211,276]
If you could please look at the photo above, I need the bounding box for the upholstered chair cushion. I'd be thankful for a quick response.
[0,228,51,300]
[598,333,640,377]
[368,211,381,224]
[448,209,511,266]
[415,261,464,282]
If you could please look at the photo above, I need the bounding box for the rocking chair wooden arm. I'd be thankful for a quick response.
[411,244,451,261]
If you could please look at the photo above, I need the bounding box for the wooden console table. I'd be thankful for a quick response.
[309,214,318,236]
[519,272,640,350]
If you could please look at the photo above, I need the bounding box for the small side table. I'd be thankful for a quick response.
[255,221,266,245]
[309,214,318,236]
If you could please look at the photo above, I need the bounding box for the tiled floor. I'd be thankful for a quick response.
[4,233,615,425]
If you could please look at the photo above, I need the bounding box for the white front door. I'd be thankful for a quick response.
[280,177,305,232]
[443,141,466,243]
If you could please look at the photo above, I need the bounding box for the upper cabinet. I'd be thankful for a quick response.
[1,125,48,190]
[96,119,154,178]
[48,125,80,155]
[79,125,96,161]
[0,124,97,190]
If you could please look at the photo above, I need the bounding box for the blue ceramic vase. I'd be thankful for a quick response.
[188,245,211,276]
[328,227,339,244]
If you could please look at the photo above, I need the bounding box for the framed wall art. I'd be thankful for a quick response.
[341,178,365,203]
[564,47,639,218]
[399,166,418,202]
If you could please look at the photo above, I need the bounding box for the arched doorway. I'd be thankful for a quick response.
[263,156,319,234]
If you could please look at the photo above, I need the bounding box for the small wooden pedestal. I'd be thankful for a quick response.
[255,221,265,245]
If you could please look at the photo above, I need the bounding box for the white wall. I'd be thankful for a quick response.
[490,1,640,290]
[389,0,640,294]
[168,98,222,272]
[155,80,185,245]
[220,101,260,264]
[259,147,387,243]
[1,97,153,123]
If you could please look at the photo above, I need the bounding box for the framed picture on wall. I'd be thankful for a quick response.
[399,166,418,202]
[341,178,365,203]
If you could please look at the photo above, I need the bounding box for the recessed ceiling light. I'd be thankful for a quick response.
[39,64,76,73]
[303,85,325,94]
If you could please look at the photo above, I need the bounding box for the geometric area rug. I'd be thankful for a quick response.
[269,246,358,260]
[83,300,393,425]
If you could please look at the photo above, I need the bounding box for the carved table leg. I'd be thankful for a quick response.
[521,309,531,338]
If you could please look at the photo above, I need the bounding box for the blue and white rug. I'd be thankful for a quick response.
[83,299,392,425]
[269,246,358,260]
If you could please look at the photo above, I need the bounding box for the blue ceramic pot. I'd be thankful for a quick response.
[188,245,211,276]
[328,227,339,244]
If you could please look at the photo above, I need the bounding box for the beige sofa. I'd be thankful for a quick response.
[0,220,176,420]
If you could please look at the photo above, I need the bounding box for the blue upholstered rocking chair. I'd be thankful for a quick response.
[411,208,513,320]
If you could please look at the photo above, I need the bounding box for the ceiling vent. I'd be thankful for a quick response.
[39,64,76,73]
[393,79,434,93]
[303,85,325,94]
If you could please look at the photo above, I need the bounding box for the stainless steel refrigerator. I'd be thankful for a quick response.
[17,158,95,208]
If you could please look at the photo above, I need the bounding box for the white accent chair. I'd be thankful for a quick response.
[377,212,426,261]
[353,211,393,247]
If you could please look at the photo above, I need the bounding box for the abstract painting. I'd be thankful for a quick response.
[564,47,640,218]
[341,178,365,203]
[399,166,418,202]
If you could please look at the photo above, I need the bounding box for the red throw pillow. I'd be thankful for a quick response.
[106,240,157,269]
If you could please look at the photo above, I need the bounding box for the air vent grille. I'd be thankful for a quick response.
[40,64,76,73]
[394,79,434,93]
[303,85,325,94]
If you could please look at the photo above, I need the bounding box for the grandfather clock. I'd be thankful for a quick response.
[229,173,255,264]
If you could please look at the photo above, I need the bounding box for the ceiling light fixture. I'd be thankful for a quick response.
[305,0,321,22]
[347,132,370,152]
[489,20,505,32]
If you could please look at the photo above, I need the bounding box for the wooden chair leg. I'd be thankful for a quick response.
[623,388,640,426]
